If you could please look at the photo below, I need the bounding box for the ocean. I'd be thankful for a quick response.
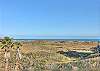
[13,39,100,42]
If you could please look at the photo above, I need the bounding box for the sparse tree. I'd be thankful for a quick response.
[14,42,22,71]
[0,37,14,71]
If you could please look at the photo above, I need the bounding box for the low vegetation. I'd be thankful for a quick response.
[0,37,100,71]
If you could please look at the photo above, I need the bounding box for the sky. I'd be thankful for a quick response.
[0,0,100,39]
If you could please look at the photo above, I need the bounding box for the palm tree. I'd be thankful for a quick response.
[14,42,22,71]
[0,37,14,71]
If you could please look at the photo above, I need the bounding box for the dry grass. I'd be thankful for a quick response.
[0,40,100,71]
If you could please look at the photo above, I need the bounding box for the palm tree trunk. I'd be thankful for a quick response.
[5,57,9,71]
[4,49,10,71]
[15,60,22,71]
[15,48,22,71]
[16,48,22,60]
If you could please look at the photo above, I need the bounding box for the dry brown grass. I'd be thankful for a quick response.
[0,40,99,71]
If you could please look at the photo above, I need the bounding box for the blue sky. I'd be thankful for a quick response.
[0,0,100,39]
